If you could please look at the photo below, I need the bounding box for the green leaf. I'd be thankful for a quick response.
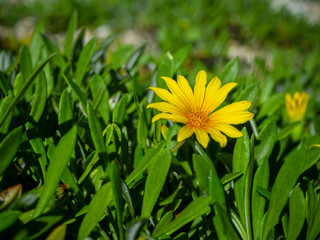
[152,211,174,237]
[257,93,284,119]
[233,127,250,225]
[58,89,73,136]
[278,121,300,140]
[235,81,259,103]
[0,53,55,127]
[152,196,212,238]
[33,125,77,218]
[142,148,172,217]
[126,141,165,185]
[262,148,305,240]
[90,74,110,124]
[30,71,47,122]
[19,45,33,100]
[221,171,243,185]
[252,157,269,240]
[41,35,67,71]
[173,44,191,72]
[0,126,23,176]
[306,193,320,240]
[287,186,305,240]
[213,203,240,240]
[111,44,134,69]
[87,102,106,154]
[126,218,148,240]
[112,93,128,125]
[46,224,67,240]
[127,44,145,70]
[75,37,97,86]
[62,74,87,112]
[109,161,124,240]
[192,153,225,208]
[78,182,112,240]
[26,121,47,179]
[29,23,44,66]
[220,57,239,84]
[65,11,78,59]
[0,210,21,232]
[0,91,13,134]
[192,153,214,194]
[255,120,277,165]
[26,212,64,239]
[156,52,174,90]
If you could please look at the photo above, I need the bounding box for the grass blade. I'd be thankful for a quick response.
[33,125,77,218]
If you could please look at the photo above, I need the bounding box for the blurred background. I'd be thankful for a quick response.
[1,0,320,85]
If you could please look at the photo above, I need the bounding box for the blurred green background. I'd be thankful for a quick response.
[1,0,320,57]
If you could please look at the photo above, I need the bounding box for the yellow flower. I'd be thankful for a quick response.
[147,70,254,148]
[285,91,309,122]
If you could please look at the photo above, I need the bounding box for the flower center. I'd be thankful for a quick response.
[187,111,209,129]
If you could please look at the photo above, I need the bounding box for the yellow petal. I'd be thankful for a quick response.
[152,113,171,122]
[212,101,251,114]
[194,129,210,148]
[194,70,207,109]
[151,112,188,123]
[161,77,193,112]
[177,75,195,111]
[201,76,221,113]
[170,114,188,123]
[149,87,188,111]
[213,124,243,138]
[177,125,194,142]
[147,102,183,115]
[206,128,227,148]
[204,82,237,114]
[210,111,254,125]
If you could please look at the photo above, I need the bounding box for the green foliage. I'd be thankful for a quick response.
[0,6,320,240]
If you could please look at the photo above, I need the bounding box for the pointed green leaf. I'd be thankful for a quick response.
[111,44,134,69]
[26,121,47,178]
[220,57,239,84]
[0,210,22,232]
[58,89,73,136]
[233,127,250,224]
[46,224,67,240]
[30,71,47,122]
[0,91,13,134]
[287,186,305,240]
[262,148,305,240]
[75,37,97,86]
[109,161,124,240]
[87,102,105,154]
[112,93,128,125]
[173,44,191,72]
[33,125,77,218]
[152,211,174,237]
[235,81,259,103]
[62,74,87,112]
[65,11,78,59]
[152,196,212,238]
[255,120,277,165]
[0,126,23,176]
[78,182,112,240]
[213,203,240,240]
[0,53,55,127]
[252,157,269,240]
[156,52,174,90]
[142,148,172,217]
[126,141,165,185]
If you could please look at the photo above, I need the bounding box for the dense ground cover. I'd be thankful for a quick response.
[1,0,320,239]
